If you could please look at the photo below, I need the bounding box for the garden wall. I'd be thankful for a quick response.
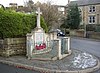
[87,32,100,39]
[0,38,26,57]
[70,30,84,37]
[70,30,100,39]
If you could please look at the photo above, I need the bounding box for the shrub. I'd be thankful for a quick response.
[41,16,48,33]
[0,8,48,38]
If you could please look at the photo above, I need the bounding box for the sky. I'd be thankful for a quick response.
[0,0,76,7]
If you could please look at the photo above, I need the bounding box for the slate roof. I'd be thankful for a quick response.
[16,7,32,13]
[69,0,100,6]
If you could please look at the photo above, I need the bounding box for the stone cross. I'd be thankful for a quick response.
[36,7,42,28]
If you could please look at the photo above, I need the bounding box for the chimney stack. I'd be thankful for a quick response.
[68,0,70,4]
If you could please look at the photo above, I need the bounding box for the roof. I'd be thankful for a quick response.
[9,3,17,5]
[16,7,32,13]
[69,0,100,6]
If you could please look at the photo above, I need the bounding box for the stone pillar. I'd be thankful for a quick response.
[57,39,62,59]
[26,34,33,59]
[54,32,57,40]
[67,37,70,52]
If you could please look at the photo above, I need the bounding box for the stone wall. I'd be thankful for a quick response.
[76,30,84,37]
[0,38,26,57]
[87,32,100,39]
[70,30,100,39]
[70,30,84,37]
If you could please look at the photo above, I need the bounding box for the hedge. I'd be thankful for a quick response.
[0,8,48,38]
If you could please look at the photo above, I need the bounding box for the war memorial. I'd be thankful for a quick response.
[0,7,99,73]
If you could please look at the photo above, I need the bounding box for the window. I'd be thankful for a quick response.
[88,16,95,24]
[93,6,95,12]
[89,6,95,12]
[89,6,92,12]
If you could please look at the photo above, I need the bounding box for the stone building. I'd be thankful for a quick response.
[69,0,100,25]
[9,3,18,10]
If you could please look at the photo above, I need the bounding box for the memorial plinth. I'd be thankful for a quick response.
[26,7,71,60]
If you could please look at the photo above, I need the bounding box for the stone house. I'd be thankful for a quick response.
[67,0,100,38]
[69,0,100,25]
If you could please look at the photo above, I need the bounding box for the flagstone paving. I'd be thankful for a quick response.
[0,49,99,73]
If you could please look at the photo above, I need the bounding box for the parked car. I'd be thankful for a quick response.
[57,31,65,37]
[49,29,65,37]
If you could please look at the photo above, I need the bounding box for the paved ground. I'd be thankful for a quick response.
[71,37,100,59]
[0,37,100,73]
[71,37,100,73]
[0,63,40,73]
[0,50,99,73]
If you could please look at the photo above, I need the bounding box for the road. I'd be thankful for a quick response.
[0,37,100,73]
[0,63,40,73]
[71,38,100,73]
[71,38,100,59]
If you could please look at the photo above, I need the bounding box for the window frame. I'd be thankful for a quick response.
[88,16,95,24]
[89,6,96,13]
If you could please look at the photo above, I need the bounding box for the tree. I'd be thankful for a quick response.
[0,4,5,10]
[23,1,63,30]
[63,4,81,29]
[22,0,34,13]
[34,2,63,30]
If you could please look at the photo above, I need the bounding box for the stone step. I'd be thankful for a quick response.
[32,47,51,55]
[32,47,58,60]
